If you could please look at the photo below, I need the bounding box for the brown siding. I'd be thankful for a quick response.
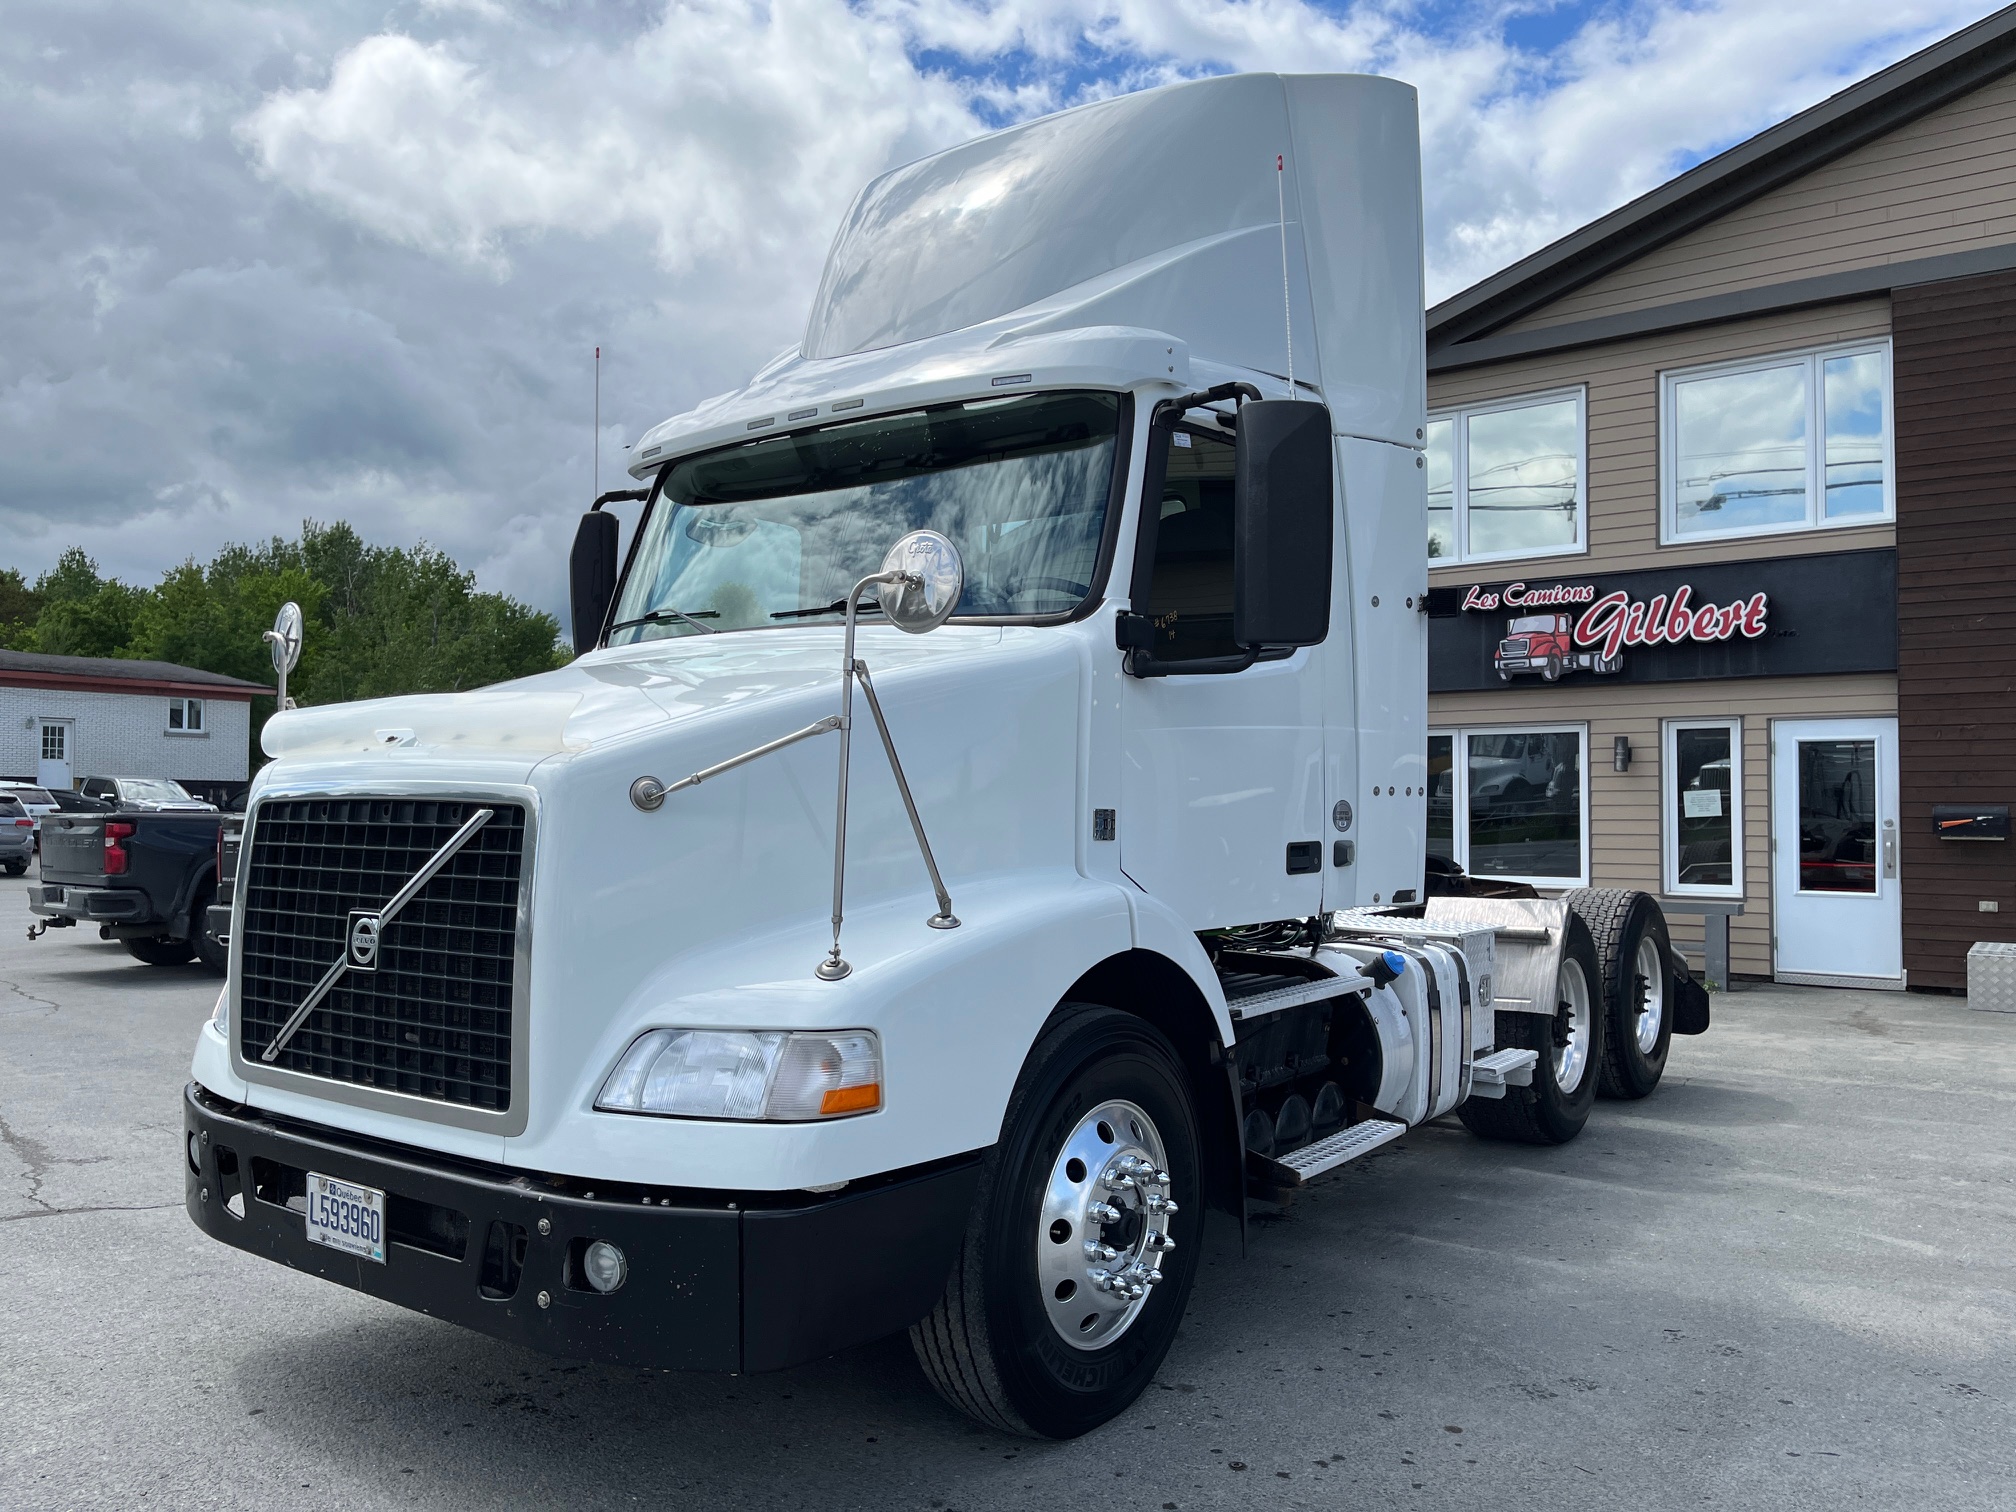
[1505,67,2016,333]
[1427,301,1895,583]
[1429,674,1897,979]
[1893,267,2016,990]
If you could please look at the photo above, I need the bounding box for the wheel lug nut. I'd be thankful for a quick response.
[1089,1201,1121,1223]
[1084,1240,1117,1262]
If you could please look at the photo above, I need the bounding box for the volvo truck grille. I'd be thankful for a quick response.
[238,797,528,1113]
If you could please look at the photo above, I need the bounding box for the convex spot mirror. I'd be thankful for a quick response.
[877,530,963,634]
[267,601,303,674]
[1232,399,1333,649]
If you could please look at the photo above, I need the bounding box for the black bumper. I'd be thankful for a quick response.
[183,1083,982,1373]
[29,883,147,921]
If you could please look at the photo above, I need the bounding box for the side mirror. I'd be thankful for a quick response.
[876,530,963,634]
[1233,399,1333,649]
[569,511,621,653]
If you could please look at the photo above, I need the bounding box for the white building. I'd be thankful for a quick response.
[0,650,268,801]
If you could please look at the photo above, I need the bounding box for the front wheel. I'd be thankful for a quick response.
[3,861,24,876]
[1459,911,1603,1144]
[911,1005,1203,1439]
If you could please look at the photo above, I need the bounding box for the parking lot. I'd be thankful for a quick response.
[2,872,2011,1511]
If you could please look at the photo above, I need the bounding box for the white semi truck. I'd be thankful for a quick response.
[184,72,1709,1440]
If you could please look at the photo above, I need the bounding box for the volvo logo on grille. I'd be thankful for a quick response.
[347,910,383,971]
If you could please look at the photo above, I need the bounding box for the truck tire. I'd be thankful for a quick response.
[1458,911,1602,1144]
[910,1004,1203,1439]
[4,860,24,876]
[1566,889,1673,1099]
[125,935,196,967]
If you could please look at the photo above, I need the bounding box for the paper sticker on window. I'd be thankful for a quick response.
[1683,788,1723,819]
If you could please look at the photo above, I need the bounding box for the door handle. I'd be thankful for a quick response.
[1881,818,1897,879]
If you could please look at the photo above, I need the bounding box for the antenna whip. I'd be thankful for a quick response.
[1277,154,1294,396]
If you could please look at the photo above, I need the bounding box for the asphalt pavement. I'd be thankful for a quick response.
[3,871,2011,1510]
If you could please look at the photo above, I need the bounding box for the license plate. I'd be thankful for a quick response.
[305,1172,386,1264]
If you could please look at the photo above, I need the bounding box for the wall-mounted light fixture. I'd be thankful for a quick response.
[1613,735,1633,773]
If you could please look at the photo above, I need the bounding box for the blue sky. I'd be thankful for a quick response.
[0,0,2002,616]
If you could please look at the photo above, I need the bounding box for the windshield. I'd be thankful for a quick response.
[1507,615,1560,634]
[121,778,195,802]
[4,787,52,804]
[607,390,1121,644]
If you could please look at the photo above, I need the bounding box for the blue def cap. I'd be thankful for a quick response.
[1367,949,1407,988]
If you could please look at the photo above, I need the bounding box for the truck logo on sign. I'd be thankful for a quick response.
[1463,580,1769,683]
[347,910,382,971]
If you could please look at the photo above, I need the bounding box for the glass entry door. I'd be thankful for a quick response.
[1771,717,1901,985]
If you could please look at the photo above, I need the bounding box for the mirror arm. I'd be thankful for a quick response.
[592,489,649,511]
[852,659,958,930]
[818,569,917,982]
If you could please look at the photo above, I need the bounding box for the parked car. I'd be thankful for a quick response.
[77,776,218,813]
[0,794,35,875]
[28,810,229,968]
[0,782,59,846]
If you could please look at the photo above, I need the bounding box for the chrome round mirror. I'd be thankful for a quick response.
[877,530,963,635]
[267,601,303,675]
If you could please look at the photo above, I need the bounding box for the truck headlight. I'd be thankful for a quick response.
[595,1029,882,1121]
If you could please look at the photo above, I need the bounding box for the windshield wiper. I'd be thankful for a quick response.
[771,600,886,621]
[608,607,721,634]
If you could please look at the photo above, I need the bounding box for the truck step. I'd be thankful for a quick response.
[1247,1118,1407,1189]
[1225,970,1371,1020]
[1466,1047,1539,1100]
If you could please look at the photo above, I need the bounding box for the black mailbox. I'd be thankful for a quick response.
[1932,803,2010,841]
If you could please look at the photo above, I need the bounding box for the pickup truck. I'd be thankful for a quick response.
[29,810,230,969]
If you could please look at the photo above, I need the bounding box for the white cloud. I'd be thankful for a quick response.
[0,0,2005,624]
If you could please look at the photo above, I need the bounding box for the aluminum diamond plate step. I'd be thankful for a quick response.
[1469,1047,1539,1089]
[1224,971,1372,1020]
[1250,1118,1408,1189]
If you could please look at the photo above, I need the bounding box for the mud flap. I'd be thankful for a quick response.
[1670,945,1711,1035]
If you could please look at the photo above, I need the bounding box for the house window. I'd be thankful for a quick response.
[1662,341,1892,542]
[1426,726,1588,886]
[1425,388,1585,564]
[167,698,204,733]
[1663,719,1742,895]
[40,724,65,763]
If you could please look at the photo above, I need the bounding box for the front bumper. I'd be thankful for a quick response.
[183,1083,982,1373]
[29,883,144,921]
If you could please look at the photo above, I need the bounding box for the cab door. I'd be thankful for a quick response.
[1118,418,1326,930]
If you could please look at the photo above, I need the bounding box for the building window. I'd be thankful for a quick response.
[1663,719,1742,895]
[1425,388,1585,564]
[1427,726,1588,886]
[40,723,65,763]
[1662,341,1892,543]
[167,697,204,733]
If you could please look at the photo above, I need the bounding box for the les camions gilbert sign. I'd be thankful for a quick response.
[1425,549,1897,694]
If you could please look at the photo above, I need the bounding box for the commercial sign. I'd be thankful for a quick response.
[1426,548,1896,693]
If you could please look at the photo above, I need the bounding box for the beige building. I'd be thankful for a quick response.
[1423,8,2016,990]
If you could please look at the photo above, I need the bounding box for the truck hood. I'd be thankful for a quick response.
[258,625,1007,776]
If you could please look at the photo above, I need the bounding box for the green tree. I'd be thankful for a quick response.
[0,568,42,648]
[30,549,146,657]
[10,527,567,773]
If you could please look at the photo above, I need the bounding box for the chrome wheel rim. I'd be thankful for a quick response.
[1553,957,1593,1093]
[1634,933,1666,1053]
[1036,1099,1176,1351]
